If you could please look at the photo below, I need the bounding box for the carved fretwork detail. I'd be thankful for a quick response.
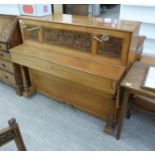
[0,131,15,146]
[23,25,40,42]
[98,36,123,58]
[43,28,92,52]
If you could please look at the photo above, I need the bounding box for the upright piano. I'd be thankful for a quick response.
[10,14,144,133]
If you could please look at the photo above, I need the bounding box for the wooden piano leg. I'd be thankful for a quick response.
[15,87,23,96]
[20,66,34,97]
[116,90,130,140]
[104,122,113,134]
[14,64,24,96]
[104,98,115,134]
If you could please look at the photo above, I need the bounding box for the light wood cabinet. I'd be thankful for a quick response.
[10,14,144,133]
[0,15,24,95]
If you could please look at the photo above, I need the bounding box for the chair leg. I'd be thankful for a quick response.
[116,90,130,140]
[8,118,26,151]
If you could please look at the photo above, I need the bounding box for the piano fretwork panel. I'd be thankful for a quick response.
[43,28,92,52]
[97,36,123,58]
[22,25,124,58]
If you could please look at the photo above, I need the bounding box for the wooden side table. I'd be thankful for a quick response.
[116,62,155,140]
[133,56,155,112]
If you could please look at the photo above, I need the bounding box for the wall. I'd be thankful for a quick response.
[0,4,20,15]
[53,4,63,14]
[120,5,155,56]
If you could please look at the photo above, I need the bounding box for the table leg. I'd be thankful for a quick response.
[126,95,134,119]
[116,89,130,140]
[104,96,115,134]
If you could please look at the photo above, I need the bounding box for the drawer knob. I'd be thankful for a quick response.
[0,53,4,57]
[1,64,6,68]
[4,75,8,79]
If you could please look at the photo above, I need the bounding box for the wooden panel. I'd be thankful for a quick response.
[97,36,123,58]
[133,95,155,112]
[0,59,14,73]
[19,14,141,32]
[22,24,40,42]
[10,44,125,81]
[20,19,131,66]
[127,24,141,68]
[25,40,122,66]
[10,44,128,95]
[20,19,132,42]
[0,69,16,86]
[0,51,10,61]
[11,49,116,94]
[9,21,23,49]
[0,15,17,43]
[0,43,7,51]
[29,69,114,120]
[43,27,92,52]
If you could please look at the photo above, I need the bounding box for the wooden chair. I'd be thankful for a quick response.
[0,118,26,151]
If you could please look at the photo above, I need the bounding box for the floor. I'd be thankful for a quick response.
[0,82,155,151]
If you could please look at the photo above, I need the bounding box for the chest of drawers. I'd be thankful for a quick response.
[0,15,23,95]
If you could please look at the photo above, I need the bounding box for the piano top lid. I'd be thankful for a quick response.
[0,15,17,43]
[19,14,141,33]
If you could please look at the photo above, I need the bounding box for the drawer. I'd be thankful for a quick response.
[0,59,14,73]
[0,69,16,86]
[0,51,10,61]
[0,43,7,51]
